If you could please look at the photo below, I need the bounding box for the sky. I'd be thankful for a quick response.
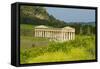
[45,7,95,22]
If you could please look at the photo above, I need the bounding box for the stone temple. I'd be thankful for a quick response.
[34,25,75,41]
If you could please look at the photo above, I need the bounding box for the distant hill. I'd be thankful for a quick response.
[20,6,66,28]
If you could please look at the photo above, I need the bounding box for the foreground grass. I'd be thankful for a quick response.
[28,48,94,63]
[20,35,95,64]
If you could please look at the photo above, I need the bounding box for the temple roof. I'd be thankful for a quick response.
[62,26,75,30]
[35,25,48,28]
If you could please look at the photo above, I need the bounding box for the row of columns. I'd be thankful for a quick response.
[62,32,75,40]
[35,30,75,41]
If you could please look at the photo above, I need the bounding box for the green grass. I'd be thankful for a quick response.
[28,48,94,63]
[20,35,95,64]
[20,24,96,64]
[20,24,36,30]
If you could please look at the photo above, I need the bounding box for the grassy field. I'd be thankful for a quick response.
[20,24,96,64]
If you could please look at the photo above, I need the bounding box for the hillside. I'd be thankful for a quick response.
[20,6,66,28]
[20,6,95,35]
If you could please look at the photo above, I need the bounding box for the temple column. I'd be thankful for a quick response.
[69,32,70,40]
[50,31,52,38]
[72,32,73,40]
[37,30,39,37]
[64,32,66,40]
[42,31,44,37]
[67,32,69,40]
[65,32,66,40]
[73,32,75,40]
[66,32,68,40]
[62,32,63,41]
[53,31,54,39]
[68,32,70,40]
[54,31,55,39]
[47,31,48,38]
[52,31,53,39]
[45,30,47,37]
[38,31,39,37]
[63,32,65,40]
[39,31,41,37]
[70,32,72,40]
[40,31,42,37]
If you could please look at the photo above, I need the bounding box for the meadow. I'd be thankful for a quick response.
[20,24,96,64]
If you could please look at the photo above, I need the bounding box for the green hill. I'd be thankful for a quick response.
[20,6,66,28]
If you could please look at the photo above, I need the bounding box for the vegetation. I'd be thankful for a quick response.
[20,6,95,35]
[20,6,96,64]
[20,35,95,64]
[20,24,95,64]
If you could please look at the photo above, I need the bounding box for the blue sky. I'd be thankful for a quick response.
[45,7,95,22]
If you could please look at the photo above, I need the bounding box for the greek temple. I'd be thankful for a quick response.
[34,25,75,41]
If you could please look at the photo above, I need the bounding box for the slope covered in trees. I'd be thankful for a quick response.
[20,6,67,28]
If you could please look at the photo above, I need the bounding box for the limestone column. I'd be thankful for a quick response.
[43,31,44,37]
[52,31,53,39]
[38,30,39,37]
[49,31,51,38]
[66,32,68,40]
[71,32,73,40]
[64,32,66,40]
[63,32,65,40]
[52,31,54,39]
[45,30,46,37]
[68,32,69,40]
[49,31,50,38]
[68,32,70,40]
[73,32,75,40]
[46,31,47,37]
[54,30,57,40]
[62,32,63,41]
[54,31,55,39]
[65,32,66,40]
[70,32,72,40]
[62,31,64,41]
[69,32,70,40]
